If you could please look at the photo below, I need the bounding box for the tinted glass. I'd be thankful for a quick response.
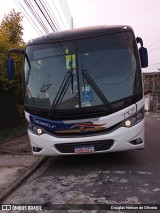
[25,42,79,109]
[77,32,139,107]
[24,32,141,110]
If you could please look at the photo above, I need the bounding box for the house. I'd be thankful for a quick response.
[143,72,160,112]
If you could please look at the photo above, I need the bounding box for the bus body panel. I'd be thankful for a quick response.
[25,103,139,133]
[25,99,144,156]
[27,120,144,156]
[21,25,146,156]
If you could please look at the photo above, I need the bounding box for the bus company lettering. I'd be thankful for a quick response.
[121,106,136,119]
[32,117,56,129]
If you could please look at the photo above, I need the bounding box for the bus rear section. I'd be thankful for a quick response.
[7,25,148,156]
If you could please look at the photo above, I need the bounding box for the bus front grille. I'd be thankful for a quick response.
[55,139,114,153]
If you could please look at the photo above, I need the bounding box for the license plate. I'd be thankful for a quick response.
[75,145,94,153]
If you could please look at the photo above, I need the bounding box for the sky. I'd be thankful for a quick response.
[0,0,160,73]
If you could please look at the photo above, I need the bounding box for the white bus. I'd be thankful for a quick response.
[7,25,148,156]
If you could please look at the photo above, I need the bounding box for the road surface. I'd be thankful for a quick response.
[2,117,160,212]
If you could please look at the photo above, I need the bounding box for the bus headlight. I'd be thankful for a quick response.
[125,120,132,127]
[123,108,144,128]
[28,123,44,135]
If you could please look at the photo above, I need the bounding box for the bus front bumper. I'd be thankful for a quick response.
[28,120,145,156]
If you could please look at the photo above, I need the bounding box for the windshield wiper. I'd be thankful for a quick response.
[82,70,112,112]
[49,69,73,114]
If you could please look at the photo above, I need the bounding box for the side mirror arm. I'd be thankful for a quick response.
[7,48,25,58]
[7,48,31,70]
[136,37,143,47]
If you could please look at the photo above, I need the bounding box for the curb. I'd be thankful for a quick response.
[145,113,160,120]
[150,116,160,120]
[0,156,48,203]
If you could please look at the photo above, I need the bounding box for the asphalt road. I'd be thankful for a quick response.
[3,117,160,212]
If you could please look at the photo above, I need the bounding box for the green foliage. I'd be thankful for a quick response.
[0,9,24,46]
[0,9,25,90]
[0,9,26,128]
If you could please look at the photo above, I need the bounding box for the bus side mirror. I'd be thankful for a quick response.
[6,48,25,80]
[6,57,15,80]
[139,47,148,68]
[136,37,148,68]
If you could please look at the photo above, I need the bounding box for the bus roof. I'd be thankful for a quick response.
[27,25,133,45]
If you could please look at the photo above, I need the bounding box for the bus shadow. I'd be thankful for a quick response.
[43,150,143,177]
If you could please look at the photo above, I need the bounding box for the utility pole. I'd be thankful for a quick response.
[71,17,73,29]
[152,73,157,112]
[152,74,155,96]
[152,69,160,112]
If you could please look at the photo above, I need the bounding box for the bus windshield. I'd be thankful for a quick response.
[24,32,142,111]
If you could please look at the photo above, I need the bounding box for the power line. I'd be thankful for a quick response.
[14,0,43,36]
[35,0,58,32]
[34,0,57,32]
[43,0,62,31]
[59,0,72,28]
[148,45,160,53]
[51,0,67,30]
[148,38,160,48]
[24,0,48,34]
[15,0,73,36]
[24,0,50,34]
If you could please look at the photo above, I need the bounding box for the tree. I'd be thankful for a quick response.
[0,9,25,91]
[0,9,24,46]
[0,10,25,129]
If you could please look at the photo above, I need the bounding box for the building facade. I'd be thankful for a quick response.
[143,72,160,112]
